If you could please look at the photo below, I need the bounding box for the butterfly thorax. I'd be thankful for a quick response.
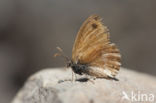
[69,62,88,75]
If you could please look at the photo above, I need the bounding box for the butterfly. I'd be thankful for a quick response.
[55,15,121,81]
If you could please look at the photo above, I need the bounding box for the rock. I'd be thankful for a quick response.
[12,67,156,103]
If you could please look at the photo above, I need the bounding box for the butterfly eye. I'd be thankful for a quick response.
[67,61,72,68]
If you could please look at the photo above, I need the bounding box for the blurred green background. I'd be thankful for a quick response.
[0,0,156,103]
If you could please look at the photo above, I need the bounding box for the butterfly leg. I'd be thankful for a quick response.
[72,70,74,81]
[74,73,77,81]
[71,70,77,82]
[58,70,74,83]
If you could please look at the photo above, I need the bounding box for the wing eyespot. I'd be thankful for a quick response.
[92,23,98,29]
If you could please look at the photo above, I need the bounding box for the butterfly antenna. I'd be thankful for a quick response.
[54,47,70,62]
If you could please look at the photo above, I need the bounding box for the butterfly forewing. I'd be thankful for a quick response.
[72,15,121,78]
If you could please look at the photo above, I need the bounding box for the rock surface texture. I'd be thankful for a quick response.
[12,67,156,103]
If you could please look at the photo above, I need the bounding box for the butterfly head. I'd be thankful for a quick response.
[66,60,73,68]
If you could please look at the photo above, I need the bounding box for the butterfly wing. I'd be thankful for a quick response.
[72,15,121,78]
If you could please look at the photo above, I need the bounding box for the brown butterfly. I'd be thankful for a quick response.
[55,15,121,81]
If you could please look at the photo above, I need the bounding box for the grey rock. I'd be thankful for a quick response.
[12,67,156,103]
